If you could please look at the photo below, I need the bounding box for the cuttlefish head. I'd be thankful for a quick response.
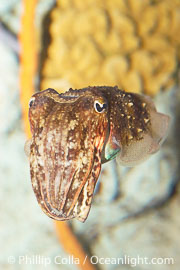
[99,87,170,166]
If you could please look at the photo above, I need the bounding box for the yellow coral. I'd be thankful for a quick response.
[40,0,180,95]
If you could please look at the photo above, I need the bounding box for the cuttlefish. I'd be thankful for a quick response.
[25,86,170,222]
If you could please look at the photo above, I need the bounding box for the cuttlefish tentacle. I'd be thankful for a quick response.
[26,86,170,222]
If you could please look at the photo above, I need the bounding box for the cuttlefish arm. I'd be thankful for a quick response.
[26,88,109,222]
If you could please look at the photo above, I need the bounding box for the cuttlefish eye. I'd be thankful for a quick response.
[94,100,107,113]
[29,97,35,108]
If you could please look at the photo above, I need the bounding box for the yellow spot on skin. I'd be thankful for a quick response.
[128,102,133,107]
[69,142,77,149]
[82,156,88,165]
[121,113,124,117]
[128,135,133,139]
[127,115,131,119]
[142,103,146,107]
[69,120,77,130]
[137,128,143,132]
[144,118,149,123]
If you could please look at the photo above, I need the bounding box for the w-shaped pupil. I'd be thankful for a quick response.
[95,102,107,113]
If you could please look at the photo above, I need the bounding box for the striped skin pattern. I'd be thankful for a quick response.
[25,86,170,222]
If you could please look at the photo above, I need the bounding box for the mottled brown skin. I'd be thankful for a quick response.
[26,86,170,222]
[28,88,109,222]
